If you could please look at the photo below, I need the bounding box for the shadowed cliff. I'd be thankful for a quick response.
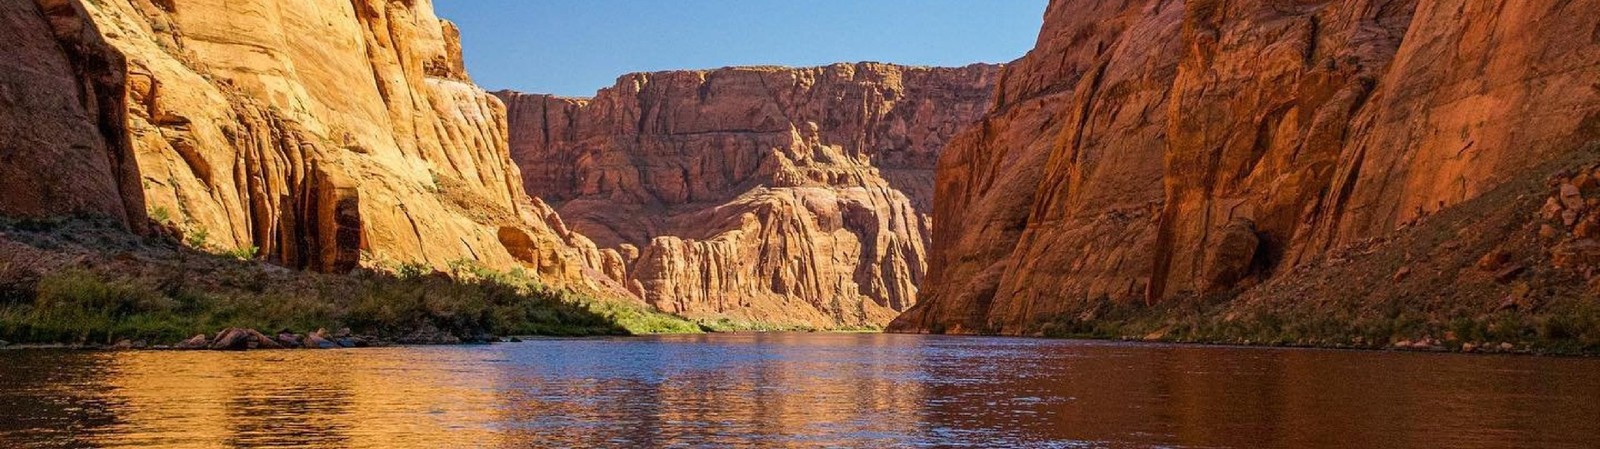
[892,0,1600,351]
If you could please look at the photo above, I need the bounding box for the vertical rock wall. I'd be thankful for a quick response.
[893,0,1600,334]
[4,0,615,292]
[0,0,143,227]
[499,63,1000,328]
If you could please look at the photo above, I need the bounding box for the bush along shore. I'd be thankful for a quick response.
[0,218,701,350]
[91,325,526,351]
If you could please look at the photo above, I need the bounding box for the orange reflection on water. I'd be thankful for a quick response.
[85,349,507,448]
[3,334,1600,448]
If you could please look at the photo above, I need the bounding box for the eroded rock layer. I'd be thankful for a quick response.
[4,0,615,290]
[891,0,1600,334]
[498,63,999,328]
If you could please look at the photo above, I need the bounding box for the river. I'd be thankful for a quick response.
[2,333,1597,448]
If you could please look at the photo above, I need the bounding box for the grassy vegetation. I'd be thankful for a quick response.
[0,265,702,345]
[0,219,699,345]
[1032,294,1600,354]
[691,317,883,333]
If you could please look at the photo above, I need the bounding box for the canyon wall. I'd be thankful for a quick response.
[498,63,999,328]
[0,0,143,227]
[892,0,1600,334]
[1,0,615,289]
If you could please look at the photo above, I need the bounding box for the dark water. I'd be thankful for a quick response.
[2,334,1598,448]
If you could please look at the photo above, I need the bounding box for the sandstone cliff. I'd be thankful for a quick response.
[0,0,143,227]
[892,0,1600,334]
[497,63,999,328]
[3,0,615,290]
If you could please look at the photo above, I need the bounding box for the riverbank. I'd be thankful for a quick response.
[0,218,702,347]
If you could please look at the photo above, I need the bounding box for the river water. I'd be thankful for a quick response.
[1,333,1597,448]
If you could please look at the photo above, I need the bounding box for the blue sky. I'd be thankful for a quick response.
[434,1,1046,97]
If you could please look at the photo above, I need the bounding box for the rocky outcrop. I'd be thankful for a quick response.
[498,63,999,328]
[4,0,616,291]
[0,0,144,227]
[892,0,1600,334]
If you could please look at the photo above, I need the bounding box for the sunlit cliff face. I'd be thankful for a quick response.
[496,63,1001,330]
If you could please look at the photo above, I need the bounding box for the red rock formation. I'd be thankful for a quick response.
[891,0,1600,334]
[2,0,620,292]
[498,63,999,328]
[0,0,143,227]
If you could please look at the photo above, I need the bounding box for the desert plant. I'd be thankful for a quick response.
[224,246,260,261]
[184,227,210,249]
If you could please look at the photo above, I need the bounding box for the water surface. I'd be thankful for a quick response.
[2,334,1597,448]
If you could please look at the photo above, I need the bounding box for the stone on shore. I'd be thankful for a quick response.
[275,331,303,348]
[303,329,338,349]
[209,328,282,350]
[175,334,210,350]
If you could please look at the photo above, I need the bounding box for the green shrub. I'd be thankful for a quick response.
[0,259,700,345]
[149,207,172,225]
[223,246,259,261]
[184,227,210,249]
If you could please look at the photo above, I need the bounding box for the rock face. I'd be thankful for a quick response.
[0,0,144,227]
[498,63,999,328]
[891,0,1600,334]
[3,0,614,289]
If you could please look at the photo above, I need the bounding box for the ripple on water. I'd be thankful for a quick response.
[2,334,1600,448]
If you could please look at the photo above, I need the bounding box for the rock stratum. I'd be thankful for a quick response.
[497,64,998,328]
[1,0,617,291]
[892,0,1600,334]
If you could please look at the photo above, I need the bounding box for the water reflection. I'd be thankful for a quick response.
[2,334,1598,448]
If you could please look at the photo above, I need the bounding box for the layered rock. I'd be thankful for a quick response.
[892,0,1600,334]
[498,63,999,328]
[4,0,615,289]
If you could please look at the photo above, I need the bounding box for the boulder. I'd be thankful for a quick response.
[1392,266,1412,283]
[275,332,303,349]
[302,329,337,349]
[1554,239,1600,270]
[209,328,282,350]
[1477,250,1512,272]
[1561,183,1587,211]
[1541,224,1562,239]
[1543,198,1566,220]
[1494,265,1527,284]
[1577,216,1600,239]
[175,334,210,350]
